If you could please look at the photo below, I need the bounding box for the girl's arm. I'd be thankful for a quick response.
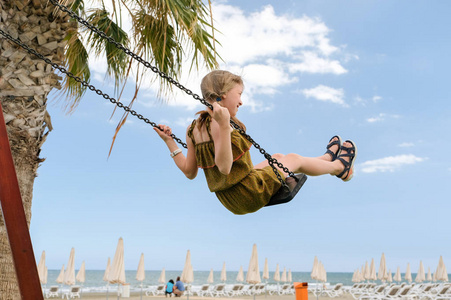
[208,102,233,175]
[154,125,198,179]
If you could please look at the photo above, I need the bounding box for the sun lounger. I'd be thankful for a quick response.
[146,284,165,296]
[227,284,244,297]
[207,284,227,297]
[62,286,81,299]
[421,285,451,300]
[194,284,211,297]
[46,286,60,298]
[323,283,344,298]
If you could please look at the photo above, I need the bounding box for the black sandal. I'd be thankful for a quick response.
[325,135,342,161]
[336,140,357,182]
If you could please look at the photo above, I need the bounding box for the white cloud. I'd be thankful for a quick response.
[359,154,426,173]
[372,95,382,102]
[214,5,341,66]
[354,95,382,106]
[302,85,346,106]
[288,52,347,74]
[86,2,352,111]
[398,142,414,148]
[366,113,400,123]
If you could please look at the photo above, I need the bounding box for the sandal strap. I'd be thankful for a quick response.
[325,135,342,160]
[327,140,340,149]
[336,157,350,178]
[325,149,337,160]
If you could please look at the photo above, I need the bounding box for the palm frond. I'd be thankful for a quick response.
[86,8,130,92]
[159,0,221,69]
[60,28,90,112]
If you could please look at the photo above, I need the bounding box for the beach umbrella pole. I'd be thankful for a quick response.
[140,282,143,300]
[316,279,319,300]
[265,280,267,298]
[106,283,109,300]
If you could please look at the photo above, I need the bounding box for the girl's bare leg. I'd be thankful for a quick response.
[254,141,352,178]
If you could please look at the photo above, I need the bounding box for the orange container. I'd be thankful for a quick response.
[294,282,308,300]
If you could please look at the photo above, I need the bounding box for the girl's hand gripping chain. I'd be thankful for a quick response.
[207,101,230,129]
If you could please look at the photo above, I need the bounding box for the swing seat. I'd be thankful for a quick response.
[265,173,307,207]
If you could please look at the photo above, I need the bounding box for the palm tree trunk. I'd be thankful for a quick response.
[0,0,70,297]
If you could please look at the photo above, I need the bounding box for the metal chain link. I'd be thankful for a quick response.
[1,1,297,183]
[0,27,188,148]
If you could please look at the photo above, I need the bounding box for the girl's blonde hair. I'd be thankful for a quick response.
[197,70,246,130]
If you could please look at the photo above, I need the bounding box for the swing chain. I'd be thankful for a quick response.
[1,0,297,184]
[47,0,296,183]
[47,0,214,113]
[0,27,188,149]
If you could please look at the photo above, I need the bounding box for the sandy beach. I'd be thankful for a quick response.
[74,292,354,300]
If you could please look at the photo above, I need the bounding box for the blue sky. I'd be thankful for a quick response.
[30,0,451,276]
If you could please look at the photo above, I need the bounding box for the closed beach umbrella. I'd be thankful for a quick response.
[181,250,194,300]
[44,267,48,285]
[441,264,448,282]
[435,256,444,281]
[158,268,166,284]
[263,258,269,281]
[320,262,327,282]
[377,253,388,282]
[351,270,358,283]
[364,261,370,281]
[76,261,86,299]
[288,269,292,283]
[387,269,392,283]
[103,257,111,300]
[274,264,280,282]
[64,248,76,286]
[136,253,145,300]
[103,258,111,282]
[76,261,86,283]
[370,258,377,281]
[246,245,260,300]
[108,237,126,285]
[394,267,402,282]
[136,253,145,282]
[427,267,432,282]
[311,256,319,280]
[236,266,244,282]
[207,269,214,284]
[405,263,412,283]
[37,250,46,285]
[355,269,362,283]
[246,244,261,285]
[181,250,194,284]
[56,265,65,284]
[416,261,426,283]
[281,267,287,282]
[221,262,227,282]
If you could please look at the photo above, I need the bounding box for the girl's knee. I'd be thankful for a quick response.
[272,153,285,160]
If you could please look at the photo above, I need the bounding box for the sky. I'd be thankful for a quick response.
[29,0,451,275]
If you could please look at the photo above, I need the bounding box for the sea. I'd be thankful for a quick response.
[43,270,359,294]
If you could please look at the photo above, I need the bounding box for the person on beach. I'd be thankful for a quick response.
[154,70,357,215]
[165,279,175,297]
[173,277,185,297]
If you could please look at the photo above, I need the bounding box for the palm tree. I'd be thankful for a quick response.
[0,0,219,297]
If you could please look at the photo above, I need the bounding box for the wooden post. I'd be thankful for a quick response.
[0,104,44,299]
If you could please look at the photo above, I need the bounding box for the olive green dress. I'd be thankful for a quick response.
[187,117,285,215]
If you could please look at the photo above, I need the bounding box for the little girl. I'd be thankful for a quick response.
[154,70,357,215]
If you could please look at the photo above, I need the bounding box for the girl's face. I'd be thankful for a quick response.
[221,83,243,117]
